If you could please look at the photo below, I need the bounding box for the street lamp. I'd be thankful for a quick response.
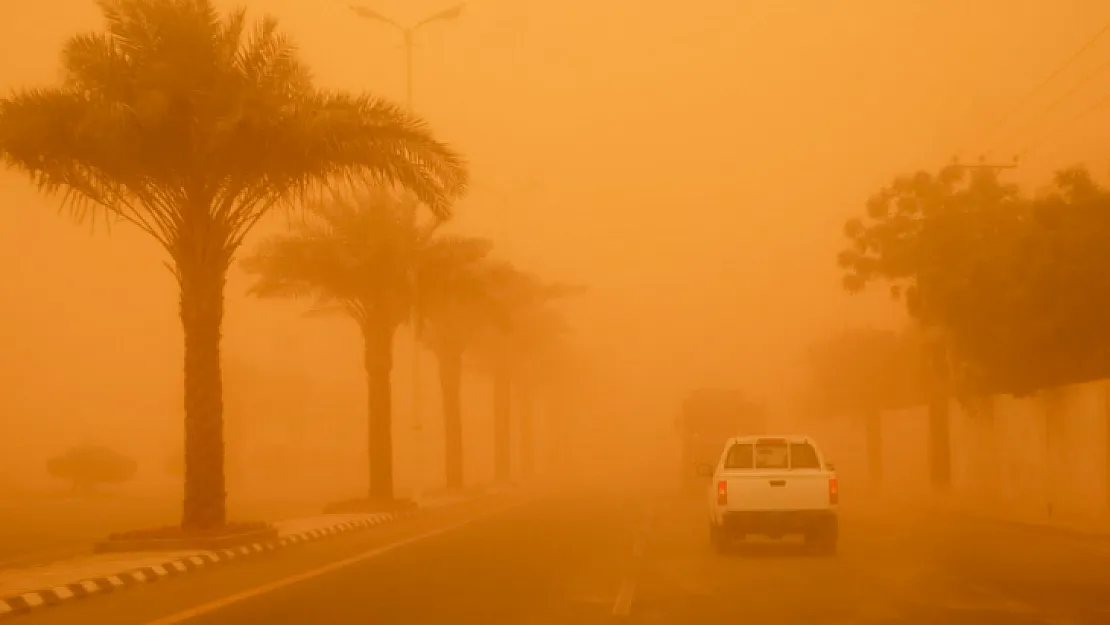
[350,3,465,500]
[349,4,466,110]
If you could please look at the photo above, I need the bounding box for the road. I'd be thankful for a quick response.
[10,488,1110,624]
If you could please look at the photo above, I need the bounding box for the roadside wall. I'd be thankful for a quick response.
[817,380,1110,532]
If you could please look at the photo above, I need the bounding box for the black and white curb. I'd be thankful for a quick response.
[0,509,418,619]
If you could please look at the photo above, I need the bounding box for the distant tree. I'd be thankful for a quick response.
[471,272,584,481]
[804,326,926,488]
[242,189,477,502]
[417,253,513,489]
[0,0,467,530]
[47,445,137,494]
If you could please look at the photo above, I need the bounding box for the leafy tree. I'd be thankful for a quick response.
[47,445,137,494]
[1015,168,1110,391]
[839,165,1110,397]
[836,165,1021,488]
[0,0,466,529]
[242,189,481,502]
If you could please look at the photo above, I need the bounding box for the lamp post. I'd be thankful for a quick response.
[350,3,465,501]
[349,4,466,110]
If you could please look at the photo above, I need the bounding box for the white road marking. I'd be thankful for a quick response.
[612,508,656,618]
[964,583,1079,625]
[611,578,637,617]
[140,502,528,625]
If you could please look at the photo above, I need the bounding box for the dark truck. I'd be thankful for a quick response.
[677,389,766,492]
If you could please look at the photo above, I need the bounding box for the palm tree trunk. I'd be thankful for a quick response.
[519,384,534,478]
[178,249,229,531]
[493,358,512,483]
[363,321,397,502]
[437,346,464,490]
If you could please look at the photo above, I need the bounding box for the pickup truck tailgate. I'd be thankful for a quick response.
[721,470,831,512]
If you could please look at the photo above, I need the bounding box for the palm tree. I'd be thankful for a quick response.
[506,302,575,477]
[242,189,483,503]
[475,272,583,482]
[0,0,467,530]
[417,256,513,490]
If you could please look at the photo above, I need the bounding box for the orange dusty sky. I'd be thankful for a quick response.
[3,0,1110,489]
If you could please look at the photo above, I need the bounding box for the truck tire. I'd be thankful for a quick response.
[710,523,730,554]
[805,527,837,556]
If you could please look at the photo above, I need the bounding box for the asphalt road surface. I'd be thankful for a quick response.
[11,489,1110,624]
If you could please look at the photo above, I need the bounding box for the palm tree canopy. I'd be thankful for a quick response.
[0,0,467,258]
[468,268,586,370]
[242,189,491,330]
[242,189,417,325]
[415,237,502,350]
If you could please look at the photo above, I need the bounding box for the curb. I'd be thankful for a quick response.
[0,509,419,619]
[885,496,1110,541]
[947,507,1110,541]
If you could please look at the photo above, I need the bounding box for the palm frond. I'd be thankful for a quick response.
[242,188,435,328]
[222,92,468,227]
[1,0,468,268]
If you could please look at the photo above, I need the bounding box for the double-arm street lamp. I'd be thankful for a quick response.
[349,4,466,110]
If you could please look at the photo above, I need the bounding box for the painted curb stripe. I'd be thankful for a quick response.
[0,508,428,619]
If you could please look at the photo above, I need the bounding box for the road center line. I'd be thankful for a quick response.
[612,509,655,618]
[141,501,529,625]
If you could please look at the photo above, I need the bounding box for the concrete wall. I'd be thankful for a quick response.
[851,380,1110,531]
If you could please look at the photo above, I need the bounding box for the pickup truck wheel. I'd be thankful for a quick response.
[709,524,730,554]
[805,530,837,556]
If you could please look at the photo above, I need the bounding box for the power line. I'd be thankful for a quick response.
[1018,88,1110,158]
[986,59,1110,157]
[964,19,1110,158]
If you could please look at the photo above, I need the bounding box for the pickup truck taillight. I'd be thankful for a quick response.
[716,480,728,506]
[828,476,839,505]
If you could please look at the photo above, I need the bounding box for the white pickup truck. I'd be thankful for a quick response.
[697,434,839,555]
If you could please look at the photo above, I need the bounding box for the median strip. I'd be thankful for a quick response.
[0,493,483,620]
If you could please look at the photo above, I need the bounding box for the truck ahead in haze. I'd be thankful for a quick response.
[676,389,766,492]
[699,434,839,554]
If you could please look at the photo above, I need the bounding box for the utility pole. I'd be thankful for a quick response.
[350,3,465,499]
[948,156,1019,172]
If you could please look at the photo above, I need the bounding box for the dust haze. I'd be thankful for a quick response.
[2,1,1110,623]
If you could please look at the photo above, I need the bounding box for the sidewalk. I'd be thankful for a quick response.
[0,491,484,619]
[878,491,1110,539]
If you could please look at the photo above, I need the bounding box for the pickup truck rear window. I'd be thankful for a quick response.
[790,443,821,469]
[722,441,821,470]
[755,442,788,468]
[724,443,754,468]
